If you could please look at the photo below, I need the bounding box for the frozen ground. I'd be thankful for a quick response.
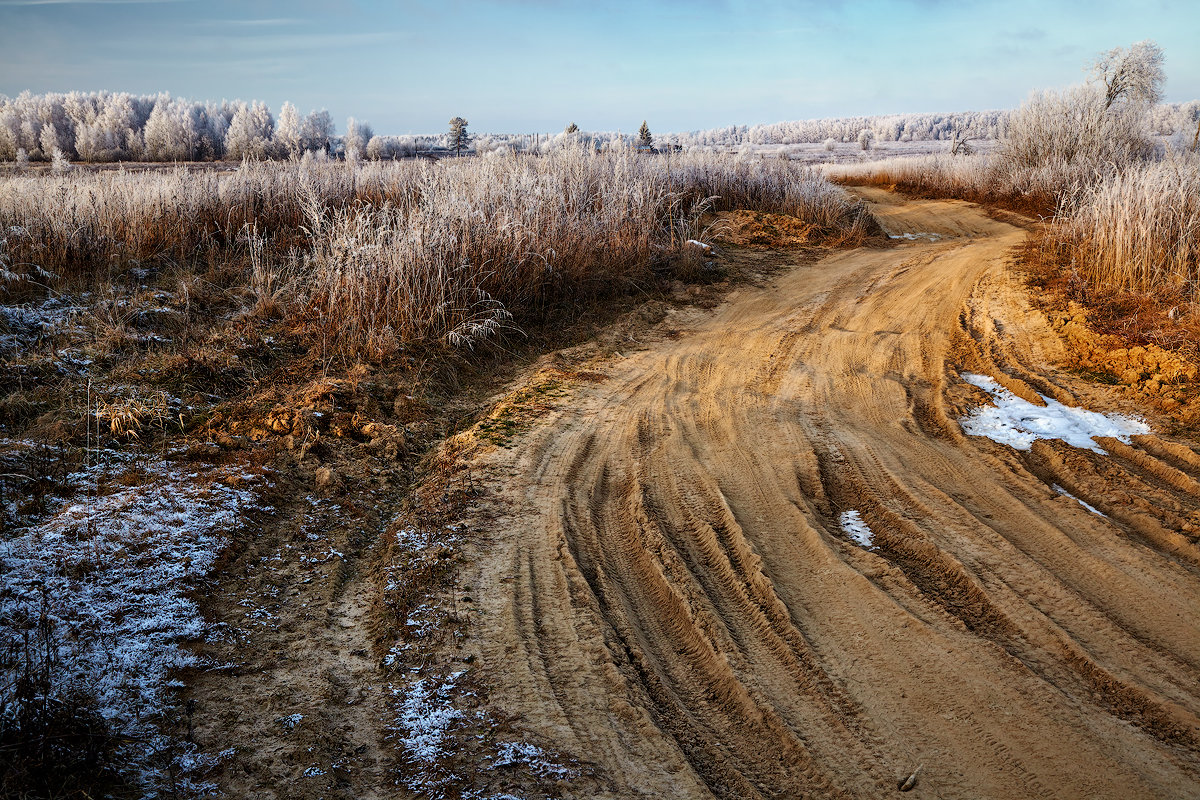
[0,457,267,795]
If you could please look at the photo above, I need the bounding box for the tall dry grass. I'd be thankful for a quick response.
[1,148,873,355]
[291,148,874,353]
[831,85,1162,218]
[1047,154,1200,299]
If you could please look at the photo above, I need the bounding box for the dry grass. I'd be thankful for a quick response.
[2,149,872,358]
[1046,154,1200,300]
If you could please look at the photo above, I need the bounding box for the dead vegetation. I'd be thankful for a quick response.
[0,149,871,797]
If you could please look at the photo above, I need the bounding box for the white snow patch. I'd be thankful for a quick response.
[0,460,260,795]
[685,239,713,252]
[839,510,874,547]
[1052,484,1107,517]
[889,231,943,241]
[960,373,1149,454]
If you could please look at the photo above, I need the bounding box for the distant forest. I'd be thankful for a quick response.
[2,90,1198,162]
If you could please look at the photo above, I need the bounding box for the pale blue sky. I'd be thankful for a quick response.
[1,0,1196,134]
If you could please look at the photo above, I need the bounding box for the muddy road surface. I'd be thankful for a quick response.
[457,189,1200,799]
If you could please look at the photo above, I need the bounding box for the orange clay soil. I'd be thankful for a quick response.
[435,187,1200,798]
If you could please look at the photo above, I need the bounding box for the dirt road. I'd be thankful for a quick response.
[457,190,1200,798]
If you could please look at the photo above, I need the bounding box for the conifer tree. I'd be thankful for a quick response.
[448,117,469,156]
[638,120,653,149]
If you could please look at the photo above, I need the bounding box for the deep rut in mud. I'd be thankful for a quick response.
[457,189,1200,799]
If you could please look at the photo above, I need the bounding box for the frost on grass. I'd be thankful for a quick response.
[839,510,874,547]
[0,460,260,796]
[389,669,581,800]
[393,671,467,792]
[1053,484,1108,517]
[0,296,87,355]
[960,373,1149,454]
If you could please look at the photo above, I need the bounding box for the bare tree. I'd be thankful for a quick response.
[1090,39,1165,110]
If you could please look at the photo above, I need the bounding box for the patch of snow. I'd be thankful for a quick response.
[390,671,468,794]
[685,239,713,252]
[839,510,874,547]
[889,232,943,241]
[1052,484,1107,517]
[0,460,262,796]
[960,373,1149,454]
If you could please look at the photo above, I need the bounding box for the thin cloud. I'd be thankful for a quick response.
[204,18,305,27]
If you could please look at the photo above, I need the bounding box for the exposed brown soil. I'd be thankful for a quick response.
[421,188,1200,798]
[709,210,816,248]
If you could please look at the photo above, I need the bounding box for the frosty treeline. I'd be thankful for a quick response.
[673,103,1200,149]
[4,89,1198,163]
[0,90,340,162]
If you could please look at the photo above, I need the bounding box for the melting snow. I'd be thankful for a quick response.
[840,510,874,547]
[889,232,943,241]
[1052,484,1107,517]
[960,374,1149,454]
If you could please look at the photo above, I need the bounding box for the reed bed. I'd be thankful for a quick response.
[1,148,872,355]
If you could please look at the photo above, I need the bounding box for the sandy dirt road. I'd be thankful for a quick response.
[457,189,1200,799]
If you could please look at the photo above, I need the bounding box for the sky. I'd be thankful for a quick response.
[1,0,1197,135]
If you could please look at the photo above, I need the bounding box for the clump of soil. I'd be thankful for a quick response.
[1045,302,1200,423]
[710,210,814,248]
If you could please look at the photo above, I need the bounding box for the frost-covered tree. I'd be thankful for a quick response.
[564,122,579,134]
[448,117,469,155]
[51,146,71,174]
[823,137,836,151]
[1090,39,1165,110]
[1001,84,1153,172]
[143,100,197,161]
[275,101,301,158]
[224,101,275,160]
[366,135,386,160]
[638,120,653,149]
[857,129,874,150]
[300,109,334,153]
[343,117,371,160]
[39,122,65,161]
